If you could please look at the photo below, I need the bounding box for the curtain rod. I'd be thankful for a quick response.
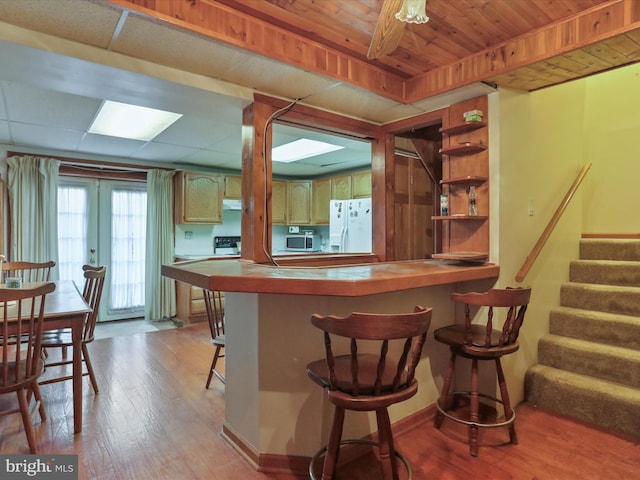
[6,151,175,172]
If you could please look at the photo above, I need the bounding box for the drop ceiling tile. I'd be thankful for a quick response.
[11,123,84,151]
[3,82,100,130]
[0,0,122,48]
[130,142,201,163]
[180,149,240,170]
[0,120,10,142]
[78,133,144,158]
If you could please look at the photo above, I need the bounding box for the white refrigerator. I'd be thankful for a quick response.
[329,198,372,253]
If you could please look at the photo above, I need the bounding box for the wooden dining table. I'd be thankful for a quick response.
[3,280,91,434]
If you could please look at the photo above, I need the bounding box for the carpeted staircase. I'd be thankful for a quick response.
[525,238,640,438]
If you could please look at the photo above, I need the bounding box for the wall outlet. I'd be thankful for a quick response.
[185,231,193,239]
[289,226,300,233]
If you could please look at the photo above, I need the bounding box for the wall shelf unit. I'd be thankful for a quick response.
[434,95,490,261]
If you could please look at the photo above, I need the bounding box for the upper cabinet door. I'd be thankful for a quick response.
[330,174,352,200]
[175,171,223,224]
[351,171,371,198]
[287,180,311,225]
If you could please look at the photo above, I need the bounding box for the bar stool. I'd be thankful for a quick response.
[306,305,432,480]
[433,287,531,457]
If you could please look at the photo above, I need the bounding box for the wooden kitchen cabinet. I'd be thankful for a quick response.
[175,280,225,324]
[351,170,372,198]
[272,179,287,225]
[287,180,311,224]
[175,281,207,323]
[311,177,331,225]
[330,174,352,200]
[174,171,223,224]
[224,175,242,199]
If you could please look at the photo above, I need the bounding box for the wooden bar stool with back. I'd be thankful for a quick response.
[306,305,432,480]
[433,287,532,457]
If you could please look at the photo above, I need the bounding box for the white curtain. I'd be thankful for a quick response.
[7,155,60,277]
[145,169,176,320]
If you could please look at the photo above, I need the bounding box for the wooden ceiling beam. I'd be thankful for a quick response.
[107,0,405,102]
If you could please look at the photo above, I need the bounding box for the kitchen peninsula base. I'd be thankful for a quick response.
[161,259,499,474]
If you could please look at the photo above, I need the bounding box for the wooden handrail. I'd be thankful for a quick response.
[515,163,592,283]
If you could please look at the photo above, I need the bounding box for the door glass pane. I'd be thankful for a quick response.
[57,184,89,287]
[109,188,147,312]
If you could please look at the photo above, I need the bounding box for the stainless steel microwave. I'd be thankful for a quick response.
[285,235,321,252]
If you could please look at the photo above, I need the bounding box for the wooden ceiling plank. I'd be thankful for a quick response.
[405,0,640,100]
[603,34,640,57]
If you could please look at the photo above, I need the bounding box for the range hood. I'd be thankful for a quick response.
[222,199,242,210]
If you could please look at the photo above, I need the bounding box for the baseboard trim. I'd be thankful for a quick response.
[582,233,640,239]
[221,403,438,476]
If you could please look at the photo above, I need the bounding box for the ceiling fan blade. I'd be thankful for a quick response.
[367,0,406,60]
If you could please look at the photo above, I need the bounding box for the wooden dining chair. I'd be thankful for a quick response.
[0,282,56,453]
[2,260,55,282]
[306,305,432,480]
[203,289,225,388]
[433,287,532,457]
[39,266,106,394]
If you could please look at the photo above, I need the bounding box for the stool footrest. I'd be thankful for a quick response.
[436,391,516,428]
[309,438,412,480]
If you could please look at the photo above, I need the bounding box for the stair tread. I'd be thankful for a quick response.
[562,282,640,292]
[527,364,640,400]
[541,334,640,358]
[551,305,640,323]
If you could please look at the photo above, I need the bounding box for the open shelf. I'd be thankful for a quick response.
[432,252,489,263]
[440,175,488,185]
[439,121,487,136]
[439,143,487,156]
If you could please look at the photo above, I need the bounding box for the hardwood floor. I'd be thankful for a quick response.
[1,323,638,479]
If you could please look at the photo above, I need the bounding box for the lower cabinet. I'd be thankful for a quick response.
[175,282,207,324]
[175,281,225,324]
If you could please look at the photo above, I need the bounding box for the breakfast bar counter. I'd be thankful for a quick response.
[161,257,499,474]
[162,257,500,296]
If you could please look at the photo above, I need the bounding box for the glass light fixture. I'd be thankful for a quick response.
[395,0,429,24]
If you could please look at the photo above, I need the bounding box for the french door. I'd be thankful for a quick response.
[57,177,147,322]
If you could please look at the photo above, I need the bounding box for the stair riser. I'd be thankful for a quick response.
[538,338,640,388]
[560,285,640,317]
[570,261,640,287]
[549,309,640,350]
[580,239,640,261]
[525,370,640,438]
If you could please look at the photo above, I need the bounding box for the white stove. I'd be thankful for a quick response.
[214,236,241,256]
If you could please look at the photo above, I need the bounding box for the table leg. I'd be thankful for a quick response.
[72,316,83,433]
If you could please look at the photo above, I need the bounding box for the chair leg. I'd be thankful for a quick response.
[376,408,399,480]
[17,388,38,454]
[32,382,47,422]
[82,344,99,394]
[435,350,457,429]
[321,406,345,480]
[469,358,480,457]
[495,358,518,445]
[206,345,223,389]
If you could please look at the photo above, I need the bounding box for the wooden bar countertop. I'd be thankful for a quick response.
[161,257,500,297]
